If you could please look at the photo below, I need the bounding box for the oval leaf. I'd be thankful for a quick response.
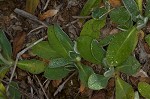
[106,26,138,66]
[116,56,140,75]
[78,64,94,87]
[116,77,134,99]
[88,73,109,90]
[91,39,105,64]
[80,0,102,16]
[77,36,105,64]
[48,58,73,68]
[138,82,150,99]
[0,30,12,60]
[122,0,139,21]
[17,59,46,74]
[48,25,73,58]
[44,66,70,80]
[80,19,105,39]
[110,7,130,24]
[0,66,10,79]
[92,7,108,20]
[31,41,61,59]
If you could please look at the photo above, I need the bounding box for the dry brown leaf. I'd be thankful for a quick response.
[13,32,26,58]
[52,80,62,87]
[109,0,122,7]
[39,9,58,20]
[79,83,85,93]
[91,90,106,99]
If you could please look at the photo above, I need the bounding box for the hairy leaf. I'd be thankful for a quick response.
[92,7,108,20]
[78,64,94,87]
[80,0,102,16]
[48,58,73,68]
[122,0,139,21]
[138,82,150,99]
[106,26,138,66]
[116,56,140,75]
[31,41,61,59]
[110,7,130,24]
[80,19,105,39]
[17,59,46,74]
[44,66,70,80]
[77,36,105,64]
[116,77,134,99]
[88,73,109,90]
[48,25,73,58]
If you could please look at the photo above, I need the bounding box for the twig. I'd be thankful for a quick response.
[27,25,46,36]
[72,16,91,19]
[14,8,48,27]
[43,0,50,11]
[35,75,49,99]
[62,19,79,28]
[54,72,76,96]
[6,36,48,92]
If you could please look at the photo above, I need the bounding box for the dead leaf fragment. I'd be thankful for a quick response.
[13,32,26,58]
[26,0,39,14]
[52,80,62,87]
[109,0,122,7]
[39,9,58,20]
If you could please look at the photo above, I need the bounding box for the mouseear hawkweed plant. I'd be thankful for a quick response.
[0,0,150,98]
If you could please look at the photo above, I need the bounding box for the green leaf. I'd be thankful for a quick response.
[25,0,39,14]
[31,41,61,59]
[80,0,102,16]
[91,39,105,64]
[99,34,115,46]
[106,26,138,66]
[122,0,139,21]
[78,64,94,87]
[80,19,106,39]
[145,0,150,18]
[88,73,109,90]
[138,82,150,99]
[116,56,140,75]
[0,30,12,60]
[0,66,10,79]
[44,66,70,80]
[17,59,46,74]
[0,83,7,99]
[8,81,21,99]
[48,58,73,68]
[116,77,134,99]
[47,25,73,58]
[145,34,150,46]
[92,7,108,20]
[104,67,114,77]
[77,36,105,64]
[110,7,130,24]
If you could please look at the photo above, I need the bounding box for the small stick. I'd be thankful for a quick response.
[43,0,50,11]
[54,72,76,96]
[14,8,48,27]
[6,36,48,91]
[72,16,91,19]
[27,25,46,36]
[35,75,49,99]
